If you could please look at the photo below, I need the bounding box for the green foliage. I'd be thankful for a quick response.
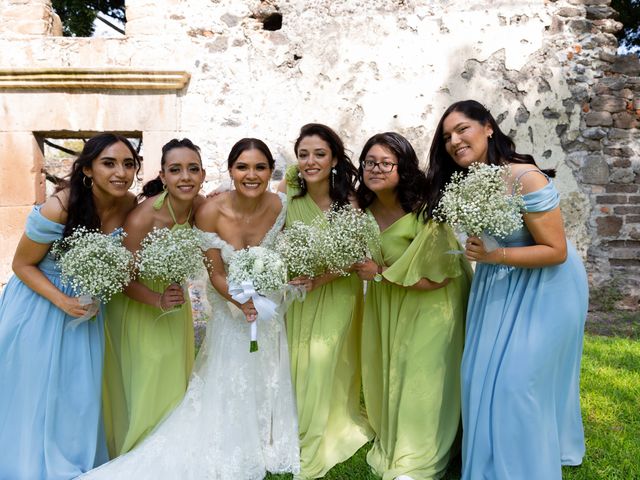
[51,0,125,37]
[611,0,640,51]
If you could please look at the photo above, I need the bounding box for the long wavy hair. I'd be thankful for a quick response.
[356,132,429,221]
[425,99,555,217]
[63,133,140,238]
[140,138,202,199]
[293,123,357,208]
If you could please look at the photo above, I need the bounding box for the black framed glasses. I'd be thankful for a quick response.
[362,160,398,173]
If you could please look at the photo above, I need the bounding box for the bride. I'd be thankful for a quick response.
[79,138,300,479]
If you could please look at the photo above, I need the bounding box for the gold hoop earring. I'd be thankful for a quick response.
[82,175,93,188]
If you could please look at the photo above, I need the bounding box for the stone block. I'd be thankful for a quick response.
[585,6,616,20]
[596,194,627,204]
[610,169,636,183]
[613,206,640,215]
[582,112,613,126]
[605,184,638,193]
[581,155,609,183]
[556,7,583,17]
[590,95,628,113]
[608,128,632,139]
[597,215,622,236]
[612,112,638,129]
[604,146,635,157]
[611,55,640,76]
[593,18,623,34]
[612,158,632,168]
[582,126,608,138]
[0,133,42,206]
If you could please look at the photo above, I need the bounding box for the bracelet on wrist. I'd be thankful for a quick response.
[157,294,167,312]
[373,264,383,283]
[500,247,507,265]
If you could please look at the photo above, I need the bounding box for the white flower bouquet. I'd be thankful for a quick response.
[275,221,324,279]
[135,227,206,285]
[434,163,524,251]
[316,205,380,276]
[52,227,133,328]
[227,246,287,352]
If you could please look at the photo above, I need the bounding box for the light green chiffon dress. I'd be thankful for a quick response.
[284,166,373,479]
[103,192,195,458]
[362,213,472,480]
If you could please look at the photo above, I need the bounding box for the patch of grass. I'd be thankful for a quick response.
[563,335,640,480]
[267,334,640,480]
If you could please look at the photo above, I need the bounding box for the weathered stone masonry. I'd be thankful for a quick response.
[0,0,638,304]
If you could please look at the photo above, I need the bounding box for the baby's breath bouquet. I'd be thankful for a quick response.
[434,163,524,251]
[315,205,380,276]
[135,227,206,285]
[52,226,133,328]
[227,246,287,352]
[275,221,324,279]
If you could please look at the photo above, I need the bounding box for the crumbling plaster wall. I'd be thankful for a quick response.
[0,0,638,299]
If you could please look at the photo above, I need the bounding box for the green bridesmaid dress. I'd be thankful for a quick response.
[284,166,373,479]
[102,192,195,458]
[362,213,472,480]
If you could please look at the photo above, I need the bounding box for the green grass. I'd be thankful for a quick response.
[267,332,640,480]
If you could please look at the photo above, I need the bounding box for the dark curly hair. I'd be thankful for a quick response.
[140,138,202,199]
[356,132,429,221]
[63,133,140,238]
[293,123,357,209]
[425,99,555,217]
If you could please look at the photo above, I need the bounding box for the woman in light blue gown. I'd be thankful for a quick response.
[0,133,140,480]
[426,100,588,480]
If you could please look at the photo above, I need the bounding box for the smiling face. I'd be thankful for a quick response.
[82,141,136,197]
[442,110,494,168]
[362,143,400,194]
[159,147,205,202]
[296,134,337,186]
[229,148,272,198]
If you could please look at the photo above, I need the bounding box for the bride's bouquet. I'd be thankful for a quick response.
[52,227,133,328]
[316,205,380,276]
[227,246,287,352]
[136,227,206,285]
[434,163,524,251]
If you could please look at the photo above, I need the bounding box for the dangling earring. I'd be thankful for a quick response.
[82,175,93,188]
[162,182,167,190]
[488,133,493,139]
[298,171,305,189]
[331,167,337,189]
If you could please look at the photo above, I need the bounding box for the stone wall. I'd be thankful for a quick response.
[0,0,638,302]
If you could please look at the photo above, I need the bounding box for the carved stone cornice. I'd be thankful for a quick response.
[0,69,190,90]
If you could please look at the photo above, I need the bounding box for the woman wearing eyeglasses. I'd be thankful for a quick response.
[354,132,472,480]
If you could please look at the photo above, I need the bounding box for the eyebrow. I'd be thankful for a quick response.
[100,156,134,161]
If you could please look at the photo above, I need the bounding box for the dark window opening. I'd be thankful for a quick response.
[51,1,126,37]
[262,12,283,31]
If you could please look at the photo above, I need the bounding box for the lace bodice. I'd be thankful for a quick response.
[195,192,287,265]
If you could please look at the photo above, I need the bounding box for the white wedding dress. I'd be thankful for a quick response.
[79,193,300,479]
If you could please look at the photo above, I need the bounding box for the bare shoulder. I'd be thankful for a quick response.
[39,189,69,224]
[195,191,228,229]
[508,163,549,195]
[124,196,156,231]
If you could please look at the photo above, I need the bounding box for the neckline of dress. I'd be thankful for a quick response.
[203,192,286,251]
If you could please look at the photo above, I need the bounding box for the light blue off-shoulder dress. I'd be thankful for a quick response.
[460,173,588,480]
[0,205,108,480]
